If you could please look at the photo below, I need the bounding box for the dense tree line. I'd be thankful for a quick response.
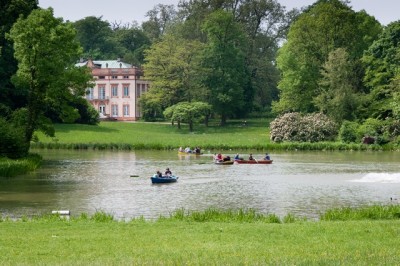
[0,2,93,158]
[272,0,399,145]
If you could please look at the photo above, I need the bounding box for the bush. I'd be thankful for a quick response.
[386,118,400,139]
[270,112,338,142]
[0,117,29,159]
[357,118,389,145]
[339,121,360,143]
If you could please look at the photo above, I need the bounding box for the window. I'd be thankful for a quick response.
[111,75,118,79]
[99,105,106,115]
[111,85,118,97]
[123,105,129,116]
[87,88,94,100]
[99,86,106,99]
[112,104,118,117]
[123,75,129,79]
[98,76,105,79]
[136,86,141,98]
[123,85,129,97]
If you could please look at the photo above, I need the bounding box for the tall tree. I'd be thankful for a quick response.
[236,0,295,114]
[176,0,294,114]
[8,8,93,153]
[142,4,177,42]
[113,26,151,65]
[362,21,400,119]
[143,34,205,115]
[0,0,38,112]
[73,16,118,59]
[202,10,247,125]
[314,48,363,122]
[273,0,381,114]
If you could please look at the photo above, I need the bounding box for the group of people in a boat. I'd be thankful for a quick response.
[214,153,271,162]
[155,168,173,178]
[179,146,202,154]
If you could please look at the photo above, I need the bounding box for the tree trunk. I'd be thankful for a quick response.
[220,113,227,126]
[189,120,193,132]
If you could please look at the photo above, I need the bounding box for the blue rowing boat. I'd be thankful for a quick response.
[151,175,179,184]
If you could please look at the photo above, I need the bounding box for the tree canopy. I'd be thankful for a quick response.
[8,8,93,154]
[273,0,381,114]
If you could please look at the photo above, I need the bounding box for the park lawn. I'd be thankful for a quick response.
[1,218,399,265]
[34,119,271,150]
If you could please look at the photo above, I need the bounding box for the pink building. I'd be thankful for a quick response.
[77,59,150,121]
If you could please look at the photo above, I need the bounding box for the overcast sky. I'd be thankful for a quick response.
[38,0,399,26]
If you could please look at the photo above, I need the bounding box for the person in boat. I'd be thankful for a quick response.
[223,155,231,162]
[264,153,271,160]
[216,153,223,161]
[234,153,240,160]
[194,147,201,154]
[178,147,184,152]
[156,170,163,177]
[165,168,172,176]
[184,146,192,153]
[249,154,254,160]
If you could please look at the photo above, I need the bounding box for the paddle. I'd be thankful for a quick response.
[254,158,258,164]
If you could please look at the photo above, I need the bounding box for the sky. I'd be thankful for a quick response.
[38,0,399,26]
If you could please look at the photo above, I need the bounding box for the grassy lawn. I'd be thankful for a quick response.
[33,119,272,150]
[1,216,399,265]
[32,120,391,151]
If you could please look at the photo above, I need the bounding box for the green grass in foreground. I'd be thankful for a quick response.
[1,206,400,264]
[0,153,42,177]
[31,120,396,151]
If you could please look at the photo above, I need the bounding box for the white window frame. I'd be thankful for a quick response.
[123,105,129,116]
[99,87,106,100]
[111,85,118,97]
[123,86,129,97]
[112,104,118,117]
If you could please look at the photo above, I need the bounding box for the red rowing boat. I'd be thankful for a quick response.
[234,159,273,164]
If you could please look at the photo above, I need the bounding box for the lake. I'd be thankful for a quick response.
[0,150,399,220]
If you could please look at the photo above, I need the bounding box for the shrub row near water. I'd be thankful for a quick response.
[0,153,42,178]
[30,141,398,151]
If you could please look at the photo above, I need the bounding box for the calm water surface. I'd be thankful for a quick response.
[0,150,399,220]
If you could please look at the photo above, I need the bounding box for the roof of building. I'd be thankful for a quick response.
[76,59,133,69]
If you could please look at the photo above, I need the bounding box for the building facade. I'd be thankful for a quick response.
[77,59,150,121]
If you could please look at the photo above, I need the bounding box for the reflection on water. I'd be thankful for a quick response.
[0,150,399,220]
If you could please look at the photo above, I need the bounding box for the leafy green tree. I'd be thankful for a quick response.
[314,48,363,123]
[273,0,381,114]
[362,21,400,119]
[142,34,205,119]
[113,26,151,65]
[8,8,93,154]
[0,0,37,112]
[142,4,177,42]
[73,16,118,59]
[176,0,294,115]
[139,92,164,121]
[202,10,247,125]
[235,0,297,113]
[163,101,211,131]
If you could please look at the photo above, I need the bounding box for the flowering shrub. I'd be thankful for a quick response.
[270,112,338,142]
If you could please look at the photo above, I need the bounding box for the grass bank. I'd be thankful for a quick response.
[0,153,42,178]
[31,120,396,151]
[1,206,400,265]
